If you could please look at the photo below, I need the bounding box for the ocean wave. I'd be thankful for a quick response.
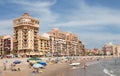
[103,68,116,76]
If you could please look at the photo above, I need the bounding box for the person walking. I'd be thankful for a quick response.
[83,63,88,70]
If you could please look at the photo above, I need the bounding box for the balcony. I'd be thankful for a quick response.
[17,22,34,25]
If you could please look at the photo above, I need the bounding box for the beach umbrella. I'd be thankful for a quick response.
[37,61,47,66]
[13,60,21,64]
[27,57,41,62]
[66,56,70,60]
[33,63,44,69]
[29,57,41,60]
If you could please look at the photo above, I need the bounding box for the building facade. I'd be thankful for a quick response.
[0,35,13,56]
[77,40,85,56]
[0,36,3,56]
[13,13,39,56]
[102,42,120,56]
[112,44,120,57]
[48,28,84,56]
[38,35,50,56]
[102,42,113,55]
[3,35,13,55]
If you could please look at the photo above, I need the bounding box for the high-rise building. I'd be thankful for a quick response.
[47,28,84,56]
[0,35,13,56]
[3,35,13,55]
[103,42,120,56]
[102,42,113,55]
[0,36,3,56]
[13,13,39,56]
[38,35,50,56]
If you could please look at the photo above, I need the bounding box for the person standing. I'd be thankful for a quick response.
[83,63,88,70]
[3,62,6,70]
[10,63,12,70]
[3,60,8,71]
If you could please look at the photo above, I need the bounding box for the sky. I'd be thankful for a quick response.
[0,0,120,49]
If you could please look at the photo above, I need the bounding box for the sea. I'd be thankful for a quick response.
[61,57,120,76]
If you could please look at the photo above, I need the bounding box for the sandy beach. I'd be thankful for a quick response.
[0,56,116,76]
[0,63,70,76]
[0,58,70,76]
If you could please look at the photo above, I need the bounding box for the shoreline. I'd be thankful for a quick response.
[0,56,118,76]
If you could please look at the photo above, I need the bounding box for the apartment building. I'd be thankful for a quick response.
[48,28,68,56]
[77,40,85,56]
[102,42,120,56]
[13,13,39,56]
[0,36,3,56]
[38,35,50,56]
[102,42,113,55]
[112,44,120,57]
[0,35,13,56]
[3,35,13,55]
[48,28,84,56]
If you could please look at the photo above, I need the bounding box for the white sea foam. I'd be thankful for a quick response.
[103,68,116,76]
[110,70,114,73]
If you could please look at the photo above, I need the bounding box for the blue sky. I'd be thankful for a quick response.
[0,0,120,49]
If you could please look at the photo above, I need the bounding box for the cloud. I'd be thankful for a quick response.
[0,0,58,35]
[0,19,12,26]
[53,19,120,27]
[12,0,56,7]
[53,1,120,27]
[11,0,58,24]
[0,19,13,35]
[79,32,120,49]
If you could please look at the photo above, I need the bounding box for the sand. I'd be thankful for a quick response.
[0,59,70,76]
[0,56,114,76]
[37,63,69,76]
